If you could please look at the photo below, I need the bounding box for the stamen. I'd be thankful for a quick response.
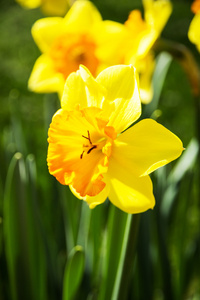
[80,130,97,159]
[82,130,92,144]
[87,145,97,154]
[80,151,85,159]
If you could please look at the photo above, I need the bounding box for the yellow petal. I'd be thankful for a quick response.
[28,54,65,96]
[61,70,88,110]
[86,182,109,208]
[133,53,155,104]
[136,30,157,58]
[70,182,109,209]
[94,20,126,64]
[125,0,172,58]
[188,14,200,52]
[16,0,41,9]
[96,65,141,133]
[31,17,64,53]
[112,119,183,177]
[106,161,155,214]
[41,0,69,16]
[124,10,157,58]
[63,0,102,32]
[79,65,105,108]
[143,0,172,34]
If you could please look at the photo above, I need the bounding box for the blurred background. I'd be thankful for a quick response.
[0,0,200,299]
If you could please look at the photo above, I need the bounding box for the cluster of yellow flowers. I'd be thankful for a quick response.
[16,0,185,213]
[26,0,172,104]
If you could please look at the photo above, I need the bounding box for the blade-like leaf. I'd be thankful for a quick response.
[161,138,199,217]
[143,52,172,118]
[3,153,47,300]
[98,205,128,300]
[62,245,85,300]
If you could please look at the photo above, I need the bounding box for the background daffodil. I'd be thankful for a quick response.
[47,65,183,214]
[121,0,172,103]
[188,0,200,52]
[28,0,172,104]
[16,0,71,16]
[28,0,124,98]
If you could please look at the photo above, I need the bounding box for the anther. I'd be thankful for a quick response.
[80,151,85,159]
[87,145,97,154]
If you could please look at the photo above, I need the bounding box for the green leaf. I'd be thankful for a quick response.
[143,52,172,118]
[161,138,199,217]
[3,153,47,300]
[111,214,140,300]
[62,245,85,300]
[168,138,199,184]
[9,95,28,156]
[98,205,128,300]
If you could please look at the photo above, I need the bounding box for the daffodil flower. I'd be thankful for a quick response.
[122,0,172,103]
[16,0,70,16]
[47,65,183,214]
[28,0,124,98]
[28,0,172,104]
[188,0,200,52]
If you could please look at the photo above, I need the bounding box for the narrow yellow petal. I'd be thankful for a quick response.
[133,53,155,104]
[143,0,172,34]
[188,14,200,51]
[28,54,65,96]
[124,0,172,59]
[106,162,155,214]
[124,10,157,58]
[63,0,102,32]
[96,65,141,133]
[41,0,69,16]
[79,65,105,108]
[31,17,64,53]
[61,70,88,110]
[112,119,183,177]
[16,0,41,9]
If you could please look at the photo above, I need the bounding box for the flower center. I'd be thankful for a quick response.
[80,130,97,159]
[47,107,117,197]
[49,33,99,78]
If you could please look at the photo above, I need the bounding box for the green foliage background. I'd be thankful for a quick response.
[0,0,200,299]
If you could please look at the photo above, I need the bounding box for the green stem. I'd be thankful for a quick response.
[98,205,128,300]
[111,213,140,300]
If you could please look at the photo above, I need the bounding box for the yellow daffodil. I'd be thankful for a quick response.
[121,0,172,103]
[188,0,200,52]
[47,65,183,214]
[97,0,172,104]
[28,0,172,104]
[28,0,124,98]
[16,0,70,16]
